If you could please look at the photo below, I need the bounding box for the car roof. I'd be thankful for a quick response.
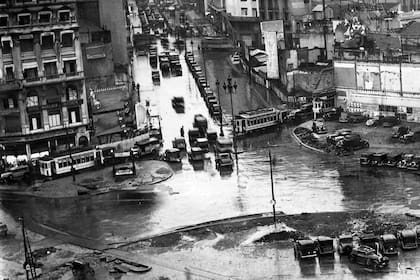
[357,245,375,253]
[339,234,353,239]
[191,147,203,152]
[317,236,333,241]
[400,229,416,237]
[196,138,208,142]
[167,148,180,153]
[381,234,397,241]
[297,239,315,245]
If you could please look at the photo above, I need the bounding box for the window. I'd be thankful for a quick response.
[26,95,38,107]
[43,62,58,78]
[38,12,51,23]
[68,107,80,124]
[5,116,21,133]
[5,66,14,81]
[67,86,78,100]
[41,34,54,50]
[252,8,258,17]
[63,60,76,75]
[61,32,73,47]
[23,67,38,81]
[18,13,30,25]
[407,107,413,114]
[241,8,248,16]
[58,10,70,22]
[0,15,8,27]
[48,111,61,127]
[3,98,17,109]
[29,113,42,130]
[20,38,34,52]
[1,39,12,54]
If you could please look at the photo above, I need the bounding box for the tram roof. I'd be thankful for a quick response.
[235,107,278,119]
[39,146,98,161]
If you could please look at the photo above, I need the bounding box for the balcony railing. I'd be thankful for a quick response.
[22,71,83,85]
[0,16,78,31]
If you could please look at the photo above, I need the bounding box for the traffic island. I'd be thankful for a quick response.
[292,126,328,153]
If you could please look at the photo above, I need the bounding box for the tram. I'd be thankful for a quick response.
[234,108,287,136]
[39,147,104,177]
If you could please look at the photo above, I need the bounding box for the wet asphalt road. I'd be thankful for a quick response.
[2,30,420,279]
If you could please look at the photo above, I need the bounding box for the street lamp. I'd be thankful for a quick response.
[215,80,224,137]
[65,124,76,182]
[222,76,238,165]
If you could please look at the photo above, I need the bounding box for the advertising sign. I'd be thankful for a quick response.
[264,31,279,79]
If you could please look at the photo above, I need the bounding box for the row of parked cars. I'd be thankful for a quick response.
[184,51,222,120]
[360,151,420,171]
[294,228,420,270]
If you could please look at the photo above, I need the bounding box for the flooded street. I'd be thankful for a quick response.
[1,36,420,243]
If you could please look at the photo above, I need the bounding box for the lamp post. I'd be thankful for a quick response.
[215,80,224,137]
[65,124,75,182]
[222,76,238,165]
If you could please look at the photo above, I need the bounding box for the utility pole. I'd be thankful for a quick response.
[269,150,276,227]
[322,0,328,61]
[222,76,238,168]
[19,217,37,279]
[215,80,224,136]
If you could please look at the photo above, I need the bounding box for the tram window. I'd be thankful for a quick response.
[58,162,63,168]
[76,158,81,164]
[90,155,94,161]
[63,161,67,167]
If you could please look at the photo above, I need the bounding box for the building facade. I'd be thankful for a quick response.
[0,0,90,160]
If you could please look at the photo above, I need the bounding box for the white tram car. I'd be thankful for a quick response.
[234,107,287,135]
[39,148,104,177]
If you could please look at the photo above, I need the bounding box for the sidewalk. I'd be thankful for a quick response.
[0,160,173,198]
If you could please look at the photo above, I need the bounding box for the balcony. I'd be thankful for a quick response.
[0,17,78,35]
[22,71,84,86]
[63,98,83,107]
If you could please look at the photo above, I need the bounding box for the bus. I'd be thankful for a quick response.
[39,147,103,177]
[234,107,287,136]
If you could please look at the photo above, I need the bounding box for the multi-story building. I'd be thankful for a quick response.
[0,0,90,160]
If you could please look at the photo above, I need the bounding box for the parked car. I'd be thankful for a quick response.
[322,108,341,121]
[366,118,379,127]
[360,153,374,166]
[172,137,186,150]
[293,239,317,260]
[370,153,388,167]
[397,154,415,169]
[188,147,205,162]
[206,131,218,143]
[398,230,418,250]
[380,115,400,127]
[0,165,29,183]
[188,128,201,146]
[337,235,354,255]
[194,138,209,153]
[339,112,366,123]
[392,126,410,139]
[349,245,389,269]
[385,153,403,167]
[359,233,380,250]
[215,152,233,170]
[400,130,420,144]
[316,236,335,256]
[152,70,160,85]
[161,148,182,163]
[193,114,208,132]
[336,134,369,153]
[407,155,420,171]
[379,234,398,256]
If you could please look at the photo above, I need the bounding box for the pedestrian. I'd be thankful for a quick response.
[180,126,184,137]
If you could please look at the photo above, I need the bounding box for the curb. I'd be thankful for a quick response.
[291,127,326,154]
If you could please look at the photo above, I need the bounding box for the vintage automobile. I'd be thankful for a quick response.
[337,235,354,255]
[194,138,209,153]
[193,114,208,132]
[215,137,233,153]
[400,130,420,144]
[407,155,420,171]
[397,154,415,169]
[0,165,29,183]
[370,153,388,167]
[161,148,182,163]
[188,147,205,162]
[336,134,369,154]
[359,233,380,250]
[349,245,389,269]
[398,229,418,250]
[206,131,218,144]
[171,96,185,113]
[392,126,410,139]
[151,70,160,85]
[385,153,403,167]
[322,108,341,121]
[316,236,335,256]
[339,112,366,123]
[359,153,374,166]
[113,164,135,181]
[293,239,318,260]
[380,115,400,127]
[379,234,398,256]
[188,128,201,145]
[172,137,186,150]
[215,152,234,170]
